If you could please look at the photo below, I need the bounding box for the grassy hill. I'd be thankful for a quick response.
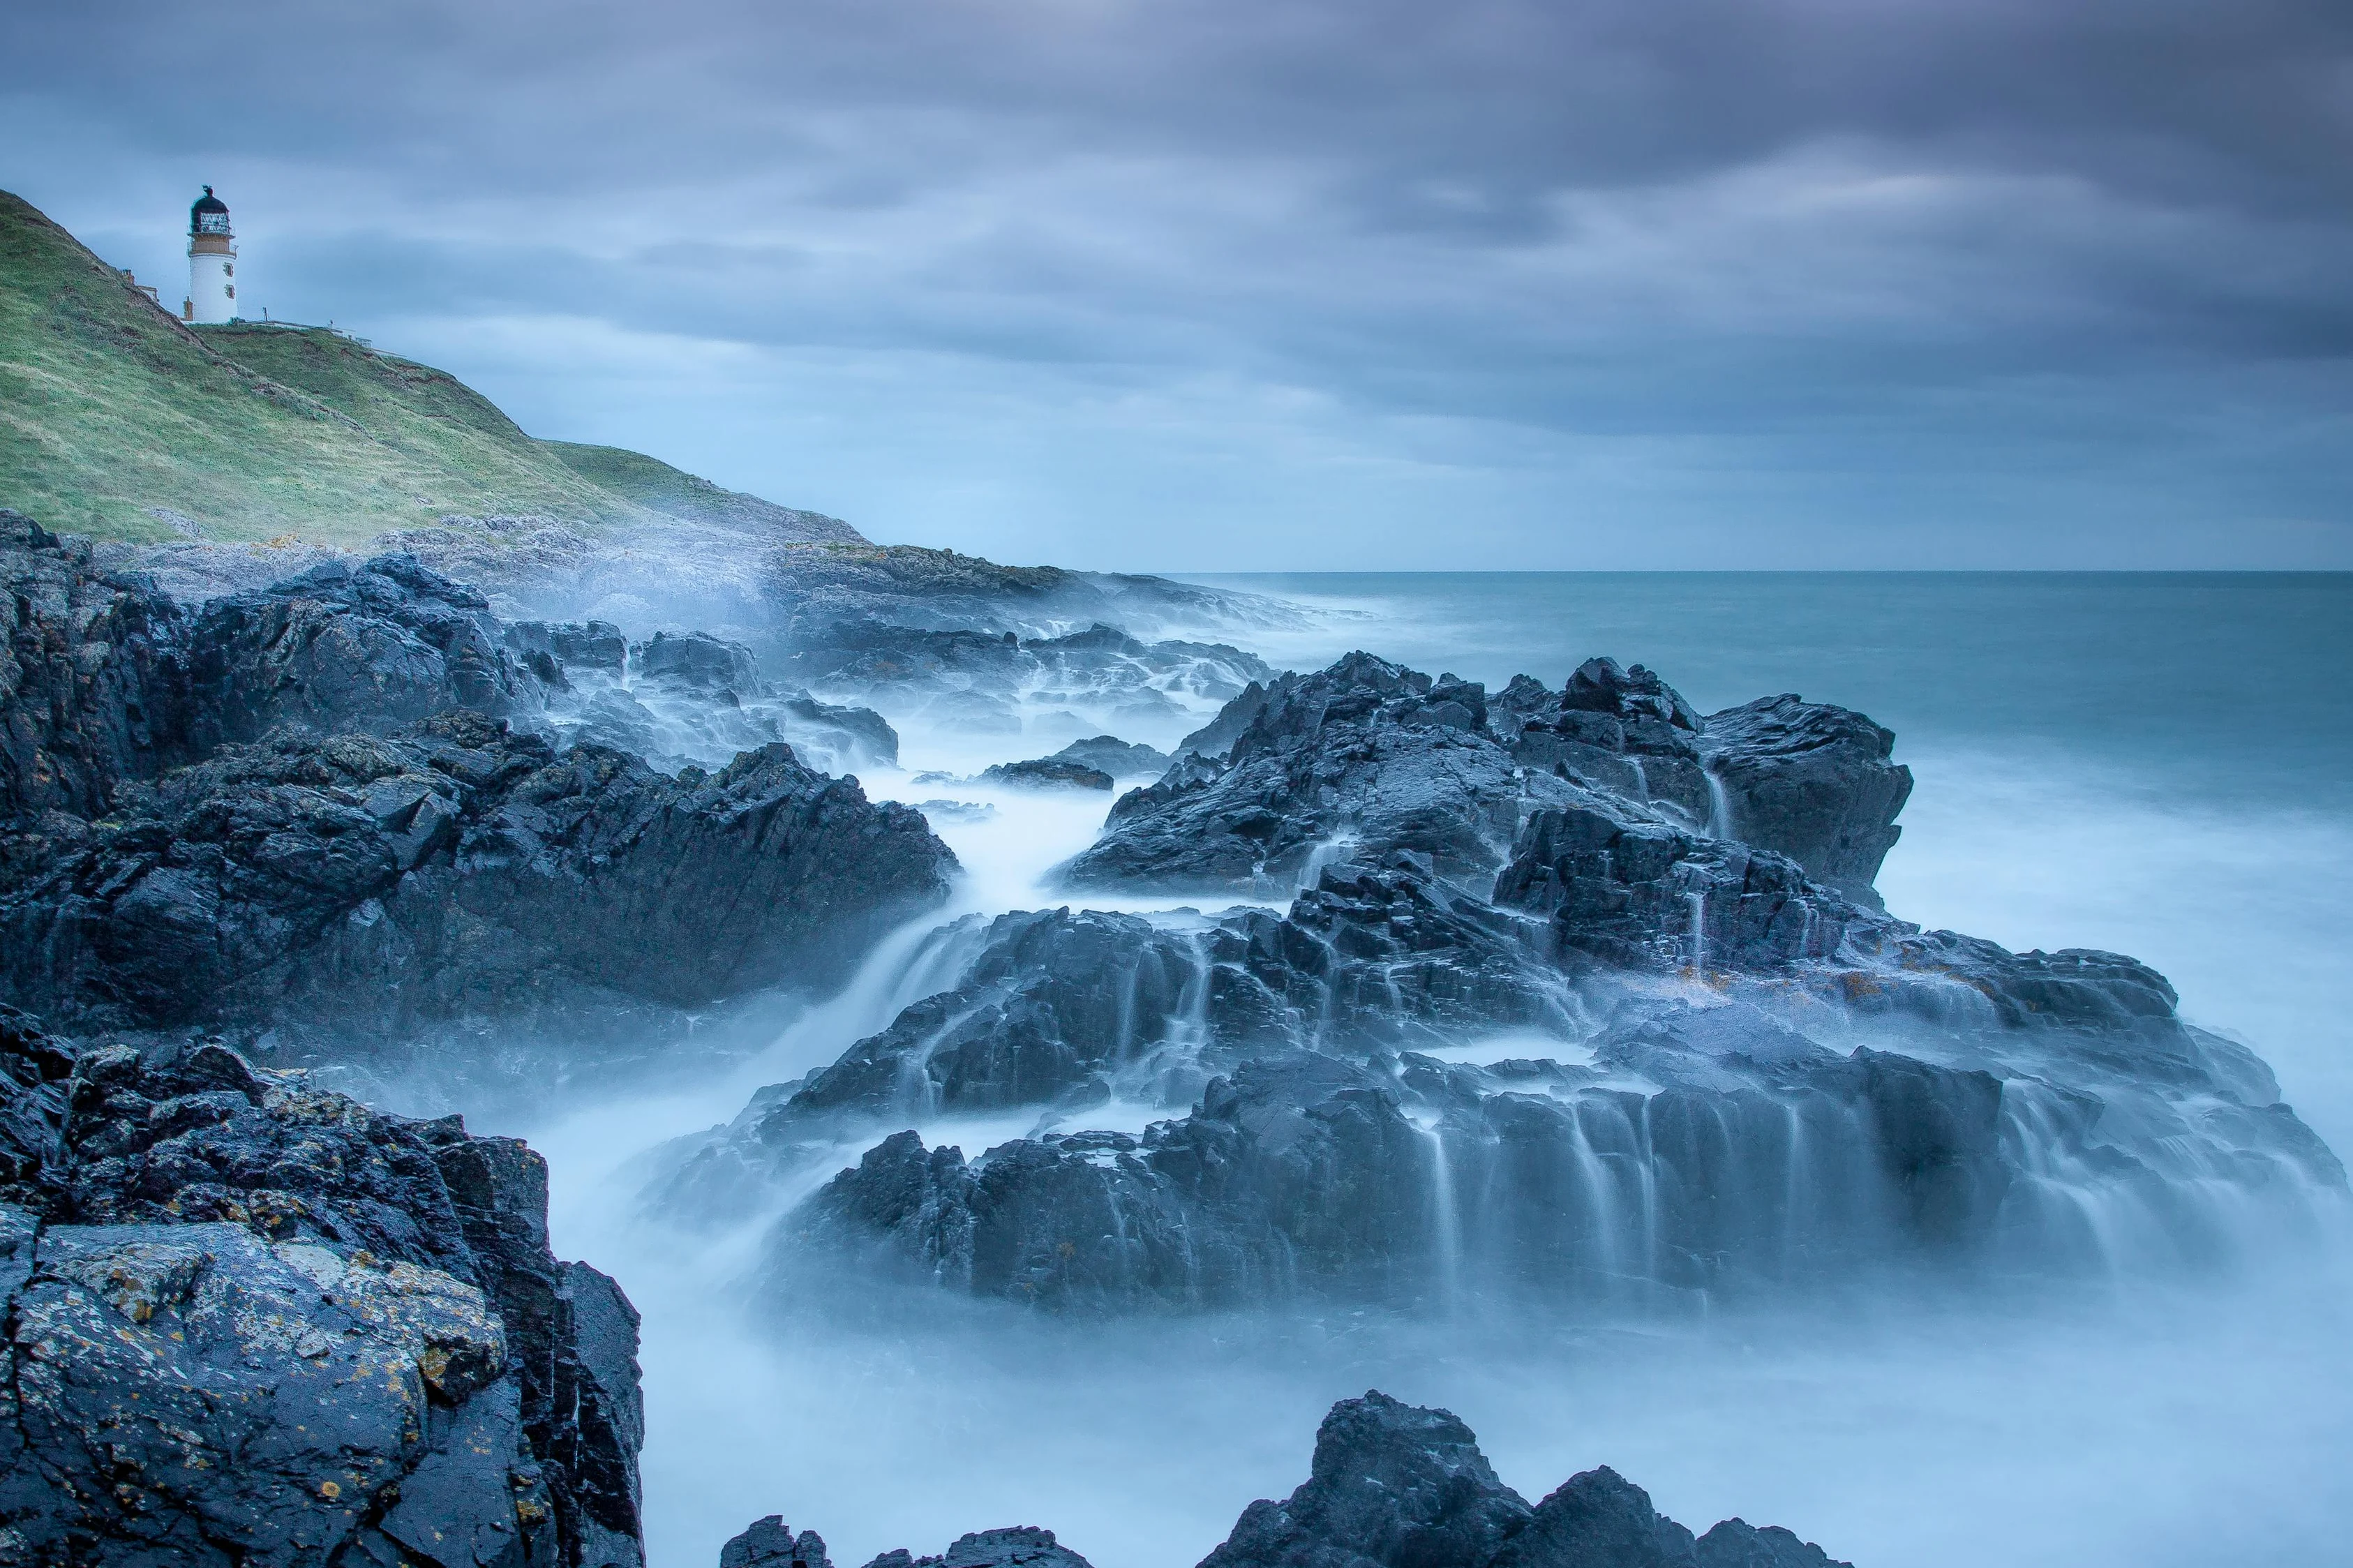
[0,188,860,548]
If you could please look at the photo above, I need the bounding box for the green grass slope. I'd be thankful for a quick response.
[0,188,860,548]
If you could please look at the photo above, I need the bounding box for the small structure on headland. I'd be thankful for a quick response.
[185,185,238,322]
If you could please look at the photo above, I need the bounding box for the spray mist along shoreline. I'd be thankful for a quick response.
[2,516,2347,1567]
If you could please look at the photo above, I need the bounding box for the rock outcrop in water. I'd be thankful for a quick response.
[1,710,953,1044]
[689,650,2340,1314]
[1064,654,1565,892]
[1697,694,1911,908]
[1204,1392,1850,1568]
[0,1006,645,1565]
[1079,653,1910,905]
[712,1392,1843,1568]
[0,521,958,1065]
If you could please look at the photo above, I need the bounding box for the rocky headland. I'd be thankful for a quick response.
[1,512,957,1087]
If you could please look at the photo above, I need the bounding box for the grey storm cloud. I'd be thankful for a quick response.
[3,0,2350,566]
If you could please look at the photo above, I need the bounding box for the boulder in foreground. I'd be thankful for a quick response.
[0,1005,645,1566]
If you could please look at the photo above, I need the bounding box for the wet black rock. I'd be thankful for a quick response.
[635,629,764,694]
[662,862,1567,1218]
[1497,657,1714,827]
[710,1394,1836,1568]
[1,710,955,1040]
[856,1528,1095,1568]
[506,617,629,675]
[1202,1389,1531,1568]
[786,1008,2026,1311]
[1493,803,1862,975]
[722,1516,834,1568]
[1202,1391,1848,1568]
[187,552,547,743]
[1049,735,1172,777]
[1480,659,1911,903]
[981,757,1116,791]
[764,836,2338,1311]
[0,1008,645,1566]
[1065,653,1569,893]
[760,545,1295,643]
[0,509,194,819]
[1700,696,1913,907]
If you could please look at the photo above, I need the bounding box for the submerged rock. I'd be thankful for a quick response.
[0,1008,645,1566]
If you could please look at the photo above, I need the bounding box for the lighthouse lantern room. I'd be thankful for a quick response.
[185,186,238,323]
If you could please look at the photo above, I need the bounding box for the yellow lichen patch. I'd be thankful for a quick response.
[319,1479,341,1500]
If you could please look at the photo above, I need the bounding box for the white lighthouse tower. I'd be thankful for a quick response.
[184,187,239,323]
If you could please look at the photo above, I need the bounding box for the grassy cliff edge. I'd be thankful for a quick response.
[0,188,860,551]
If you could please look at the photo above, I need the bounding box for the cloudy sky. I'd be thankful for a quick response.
[6,0,2349,569]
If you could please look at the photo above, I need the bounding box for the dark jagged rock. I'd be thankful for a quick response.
[1,710,955,1039]
[187,552,548,742]
[1049,735,1172,777]
[1493,802,1862,975]
[1478,662,1910,904]
[1201,1392,1850,1568]
[980,757,1116,791]
[759,544,1296,643]
[1200,1389,1531,1568]
[1495,657,1712,826]
[0,1009,645,1567]
[764,853,2335,1311]
[731,664,2336,1316]
[723,1517,835,1568]
[786,1011,2033,1310]
[506,617,629,673]
[0,509,195,819]
[1065,652,1572,894]
[1701,696,1912,907]
[854,1527,1093,1568]
[662,863,1567,1217]
[636,629,763,694]
[710,1394,1837,1568]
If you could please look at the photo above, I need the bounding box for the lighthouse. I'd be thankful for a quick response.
[185,186,239,323]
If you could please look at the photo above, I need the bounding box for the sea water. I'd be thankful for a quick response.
[508,572,2353,1568]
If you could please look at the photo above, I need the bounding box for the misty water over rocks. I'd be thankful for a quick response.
[8,516,2346,1567]
[486,573,2353,1568]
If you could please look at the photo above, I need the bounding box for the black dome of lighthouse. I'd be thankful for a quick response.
[190,186,230,232]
